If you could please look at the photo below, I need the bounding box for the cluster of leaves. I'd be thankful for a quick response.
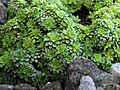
[0,0,120,87]
[61,0,113,12]
[88,4,120,69]
[61,0,120,70]
[0,0,83,86]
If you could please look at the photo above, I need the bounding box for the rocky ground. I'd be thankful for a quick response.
[65,57,120,90]
[1,57,120,90]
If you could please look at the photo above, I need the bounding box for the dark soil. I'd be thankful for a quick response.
[73,5,92,25]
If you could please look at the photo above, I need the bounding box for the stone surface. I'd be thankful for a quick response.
[94,72,120,90]
[65,56,120,90]
[41,81,62,90]
[0,85,13,90]
[78,75,96,90]
[0,0,8,7]
[13,83,37,90]
[97,87,104,90]
[109,63,120,84]
[65,57,102,90]
[0,1,7,24]
[95,72,115,87]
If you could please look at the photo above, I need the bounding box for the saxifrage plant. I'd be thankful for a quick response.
[0,0,120,87]
[0,0,83,86]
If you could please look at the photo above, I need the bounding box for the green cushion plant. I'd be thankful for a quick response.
[0,0,120,87]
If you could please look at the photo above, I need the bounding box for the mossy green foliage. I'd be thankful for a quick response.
[0,0,120,87]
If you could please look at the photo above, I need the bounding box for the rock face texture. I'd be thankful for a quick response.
[65,57,120,90]
[109,63,120,85]
[41,81,63,90]
[0,0,7,24]
[65,57,101,90]
[0,0,8,6]
[0,85,14,90]
[95,72,120,90]
[97,87,104,90]
[0,83,37,90]
[78,75,96,90]
[13,83,37,90]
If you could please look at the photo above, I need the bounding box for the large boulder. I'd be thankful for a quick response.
[78,75,96,90]
[109,63,120,84]
[40,81,63,90]
[65,57,101,90]
[65,57,120,90]
[0,1,7,24]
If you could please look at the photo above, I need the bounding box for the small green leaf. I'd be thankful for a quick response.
[114,47,120,55]
[57,44,67,54]
[48,32,60,42]
[18,0,27,5]
[93,53,102,63]
[56,10,66,18]
[49,59,62,72]
[43,17,55,30]
[0,52,11,68]
[104,40,113,50]
[98,29,107,36]
[23,38,34,48]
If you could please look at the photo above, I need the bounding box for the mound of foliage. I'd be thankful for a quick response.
[0,0,120,87]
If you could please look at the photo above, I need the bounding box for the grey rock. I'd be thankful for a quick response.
[95,72,115,87]
[13,83,37,90]
[65,57,120,90]
[41,81,62,90]
[97,87,104,90]
[78,75,96,90]
[103,84,120,90]
[0,0,8,7]
[109,63,120,84]
[0,85,13,90]
[94,72,120,90]
[0,1,7,24]
[65,57,102,90]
